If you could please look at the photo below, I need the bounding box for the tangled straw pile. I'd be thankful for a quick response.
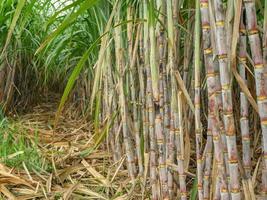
[0,99,146,199]
[1,0,267,199]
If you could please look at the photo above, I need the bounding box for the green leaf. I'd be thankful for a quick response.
[44,0,84,30]
[54,36,101,126]
[1,0,26,57]
[190,177,198,200]
[36,0,99,54]
[54,0,120,125]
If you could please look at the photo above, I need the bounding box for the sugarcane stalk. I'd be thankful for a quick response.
[139,3,151,197]
[128,16,143,175]
[147,63,158,199]
[194,0,204,198]
[163,56,171,200]
[161,7,170,196]
[176,91,187,199]
[166,0,175,72]
[155,109,168,198]
[137,20,148,173]
[238,9,251,178]
[166,0,177,198]
[244,0,267,196]
[263,0,267,194]
[212,0,240,198]
[199,0,229,198]
[148,0,159,102]
[211,114,230,200]
[203,122,213,199]
[156,0,168,197]
[214,176,221,200]
[145,1,159,199]
[130,51,143,175]
[118,54,136,180]
[168,88,176,199]
[104,46,116,160]
[183,10,193,87]
[127,6,133,61]
[114,10,136,180]
[112,100,122,162]
[208,1,230,183]
[173,0,181,66]
[225,0,234,54]
[263,0,267,67]
[141,0,150,157]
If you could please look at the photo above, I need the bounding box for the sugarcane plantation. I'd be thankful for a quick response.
[0,0,267,199]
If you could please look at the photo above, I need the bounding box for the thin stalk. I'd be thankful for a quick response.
[194,0,203,198]
[142,0,150,157]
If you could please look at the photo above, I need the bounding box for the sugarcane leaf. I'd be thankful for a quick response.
[54,35,102,126]
[45,0,84,29]
[1,0,26,57]
[55,1,121,125]
[189,177,198,200]
[36,0,99,54]
[174,71,195,112]
[94,92,101,134]
[89,1,119,110]
[148,0,155,26]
